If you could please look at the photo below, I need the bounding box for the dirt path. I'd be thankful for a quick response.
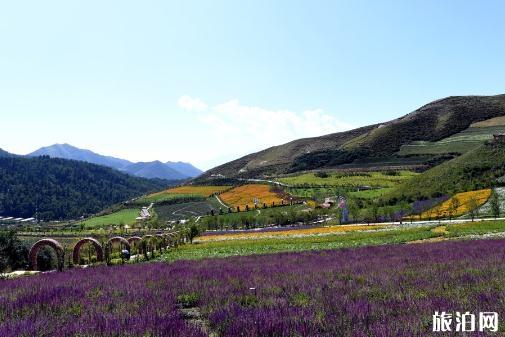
[179,306,218,337]
[215,195,228,209]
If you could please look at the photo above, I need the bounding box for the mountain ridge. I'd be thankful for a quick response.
[27,143,202,180]
[198,94,505,180]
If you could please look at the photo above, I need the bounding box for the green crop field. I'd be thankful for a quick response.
[348,187,394,199]
[159,220,505,262]
[287,186,394,202]
[287,187,343,199]
[276,171,417,188]
[77,209,140,229]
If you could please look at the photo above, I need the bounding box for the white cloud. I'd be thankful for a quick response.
[178,95,208,112]
[186,97,354,165]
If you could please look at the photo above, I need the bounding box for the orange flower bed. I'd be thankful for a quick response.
[149,185,230,198]
[417,189,492,219]
[198,224,388,242]
[219,184,285,210]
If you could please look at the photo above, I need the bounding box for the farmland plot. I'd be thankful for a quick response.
[77,209,139,229]
[155,201,219,221]
[417,189,492,219]
[219,184,285,210]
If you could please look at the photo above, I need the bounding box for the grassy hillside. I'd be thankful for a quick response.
[386,141,505,202]
[0,156,169,220]
[199,94,505,179]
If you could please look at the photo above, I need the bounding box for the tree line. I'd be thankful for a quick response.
[0,156,169,221]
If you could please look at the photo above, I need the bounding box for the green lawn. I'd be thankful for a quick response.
[77,209,140,229]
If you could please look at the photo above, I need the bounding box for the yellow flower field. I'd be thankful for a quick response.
[417,189,492,219]
[197,224,388,242]
[219,184,285,210]
[149,185,231,198]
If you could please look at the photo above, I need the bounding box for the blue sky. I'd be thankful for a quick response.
[1,1,504,170]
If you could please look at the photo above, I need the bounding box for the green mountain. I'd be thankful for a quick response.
[385,140,505,202]
[0,156,170,220]
[199,94,505,180]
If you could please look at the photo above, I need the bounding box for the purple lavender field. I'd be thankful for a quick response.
[1,239,504,336]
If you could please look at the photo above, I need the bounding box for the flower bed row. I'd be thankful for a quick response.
[1,238,504,336]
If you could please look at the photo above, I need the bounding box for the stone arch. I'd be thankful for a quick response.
[156,234,166,250]
[72,238,104,265]
[171,232,181,247]
[142,235,157,253]
[127,236,143,254]
[127,236,142,245]
[166,233,177,247]
[29,238,64,271]
[164,233,173,248]
[105,236,131,262]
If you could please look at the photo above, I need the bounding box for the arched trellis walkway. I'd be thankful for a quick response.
[156,234,166,250]
[142,235,158,253]
[29,238,65,271]
[105,236,131,263]
[72,238,104,265]
[27,231,182,271]
[166,233,177,247]
[127,236,143,255]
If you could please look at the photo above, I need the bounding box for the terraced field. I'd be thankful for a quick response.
[398,125,505,155]
[276,171,417,188]
[138,185,231,203]
[156,185,231,197]
[137,193,202,204]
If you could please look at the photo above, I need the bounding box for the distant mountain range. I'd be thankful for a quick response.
[26,143,202,180]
